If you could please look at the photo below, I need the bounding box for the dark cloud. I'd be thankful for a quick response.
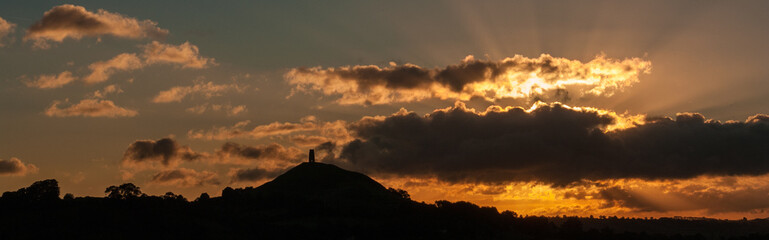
[287,54,651,105]
[215,142,302,164]
[313,141,337,163]
[122,138,204,167]
[0,158,38,176]
[230,167,285,183]
[150,168,219,187]
[335,103,769,186]
[24,4,168,48]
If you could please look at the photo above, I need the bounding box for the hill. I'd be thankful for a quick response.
[254,162,398,202]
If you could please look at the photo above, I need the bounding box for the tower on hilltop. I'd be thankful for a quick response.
[309,149,315,163]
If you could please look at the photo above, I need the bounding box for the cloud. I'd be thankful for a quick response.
[0,17,16,47]
[122,138,205,168]
[0,158,38,176]
[83,53,144,84]
[152,81,246,103]
[563,175,769,214]
[142,41,216,69]
[333,102,769,186]
[229,167,285,183]
[24,4,168,48]
[24,71,76,89]
[290,135,333,147]
[82,42,214,83]
[90,84,123,98]
[286,54,651,105]
[186,103,247,116]
[215,142,303,165]
[150,168,219,187]
[45,98,138,118]
[187,116,351,142]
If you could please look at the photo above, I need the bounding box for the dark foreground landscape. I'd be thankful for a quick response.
[2,162,767,239]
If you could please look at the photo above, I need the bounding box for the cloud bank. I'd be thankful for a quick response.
[0,158,38,176]
[24,4,168,48]
[287,54,651,105]
[332,102,769,186]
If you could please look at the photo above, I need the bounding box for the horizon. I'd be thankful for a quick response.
[2,1,769,221]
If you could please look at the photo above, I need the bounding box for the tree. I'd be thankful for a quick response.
[105,183,142,199]
[501,210,518,218]
[2,179,60,201]
[560,217,584,235]
[221,187,235,199]
[162,192,186,201]
[195,192,210,202]
[387,187,411,200]
[63,193,75,200]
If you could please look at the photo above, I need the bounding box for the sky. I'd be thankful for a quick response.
[1,0,769,219]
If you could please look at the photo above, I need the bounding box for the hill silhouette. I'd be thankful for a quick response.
[1,162,769,239]
[254,162,396,201]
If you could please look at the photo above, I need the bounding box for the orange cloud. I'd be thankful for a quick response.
[83,53,144,84]
[142,41,216,69]
[89,84,123,98]
[185,103,247,116]
[378,174,769,219]
[0,157,38,177]
[0,17,16,47]
[24,71,76,89]
[24,4,168,48]
[81,42,214,83]
[187,116,351,142]
[153,81,246,103]
[287,54,651,105]
[45,99,138,118]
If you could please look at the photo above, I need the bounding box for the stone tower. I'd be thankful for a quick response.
[309,149,315,163]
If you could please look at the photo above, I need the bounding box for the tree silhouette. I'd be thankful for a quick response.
[387,187,411,200]
[162,192,186,201]
[105,183,142,199]
[195,192,210,202]
[1,179,60,201]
